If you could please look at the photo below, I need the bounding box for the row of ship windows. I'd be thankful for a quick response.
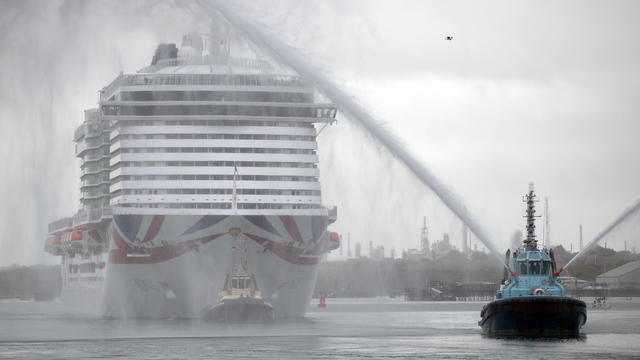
[120,91,313,103]
[84,148,110,156]
[67,262,105,274]
[82,191,108,198]
[83,199,111,208]
[83,160,110,170]
[81,134,110,144]
[81,174,109,184]
[113,189,320,196]
[113,120,313,128]
[112,148,315,155]
[112,161,316,169]
[112,175,318,182]
[114,134,316,141]
[114,74,307,88]
[83,122,110,132]
[68,277,104,282]
[102,105,337,118]
[119,203,321,209]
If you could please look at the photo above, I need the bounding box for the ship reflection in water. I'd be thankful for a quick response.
[1,298,639,359]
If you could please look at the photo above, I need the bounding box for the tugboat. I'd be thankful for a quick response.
[203,232,275,323]
[479,184,587,337]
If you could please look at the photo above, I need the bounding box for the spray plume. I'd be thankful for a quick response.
[199,0,510,269]
[560,198,640,272]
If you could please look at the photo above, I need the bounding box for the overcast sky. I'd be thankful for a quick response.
[1,0,639,265]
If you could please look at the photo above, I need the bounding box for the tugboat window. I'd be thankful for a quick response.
[530,261,540,275]
[542,261,550,275]
[519,262,528,275]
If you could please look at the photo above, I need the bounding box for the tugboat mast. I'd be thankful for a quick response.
[479,183,587,337]
[524,183,538,249]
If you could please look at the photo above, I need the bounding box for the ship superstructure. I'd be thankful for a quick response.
[45,108,111,304]
[46,34,338,318]
[498,183,565,298]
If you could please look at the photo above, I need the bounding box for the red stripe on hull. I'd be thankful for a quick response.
[279,215,304,244]
[109,231,225,264]
[142,215,165,243]
[244,233,324,265]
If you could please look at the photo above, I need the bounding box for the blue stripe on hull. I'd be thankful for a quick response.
[112,215,144,241]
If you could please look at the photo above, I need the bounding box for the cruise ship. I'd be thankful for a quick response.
[45,34,338,318]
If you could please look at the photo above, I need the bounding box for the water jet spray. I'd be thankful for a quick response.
[557,198,640,275]
[199,0,511,270]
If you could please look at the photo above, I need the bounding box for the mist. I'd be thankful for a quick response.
[2,0,640,266]
[0,0,207,265]
[225,0,640,256]
[1,1,640,357]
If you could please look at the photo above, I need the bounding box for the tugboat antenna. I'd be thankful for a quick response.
[523,183,540,249]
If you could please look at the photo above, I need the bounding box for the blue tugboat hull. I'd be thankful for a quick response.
[203,298,275,323]
[479,296,586,337]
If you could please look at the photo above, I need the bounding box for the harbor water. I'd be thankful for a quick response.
[1,297,640,359]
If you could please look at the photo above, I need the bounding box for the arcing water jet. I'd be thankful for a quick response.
[559,198,640,273]
[200,0,510,269]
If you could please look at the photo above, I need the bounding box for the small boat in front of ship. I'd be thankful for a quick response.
[202,265,275,323]
[478,184,587,337]
[203,233,275,323]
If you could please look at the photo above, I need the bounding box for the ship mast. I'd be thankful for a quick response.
[232,163,238,213]
[523,183,539,249]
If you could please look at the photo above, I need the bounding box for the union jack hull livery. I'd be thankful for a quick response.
[45,34,338,319]
[102,214,328,318]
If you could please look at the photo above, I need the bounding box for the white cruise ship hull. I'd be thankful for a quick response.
[101,214,328,319]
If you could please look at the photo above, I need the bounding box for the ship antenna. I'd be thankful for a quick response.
[523,183,539,249]
[232,162,238,213]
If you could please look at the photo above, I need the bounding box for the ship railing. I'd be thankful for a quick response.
[75,121,109,142]
[100,73,127,102]
[138,56,273,73]
[82,166,109,176]
[84,109,99,121]
[100,73,310,101]
[72,207,112,227]
[81,176,109,187]
[328,206,338,223]
[85,124,107,139]
[74,123,86,141]
[72,210,88,225]
[81,189,110,200]
[75,138,109,156]
[48,217,73,234]
[83,152,109,162]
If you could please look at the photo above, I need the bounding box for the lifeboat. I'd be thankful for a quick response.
[329,231,340,251]
[54,230,85,254]
[44,235,64,255]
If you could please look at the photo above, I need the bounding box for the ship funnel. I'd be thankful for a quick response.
[151,43,178,65]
